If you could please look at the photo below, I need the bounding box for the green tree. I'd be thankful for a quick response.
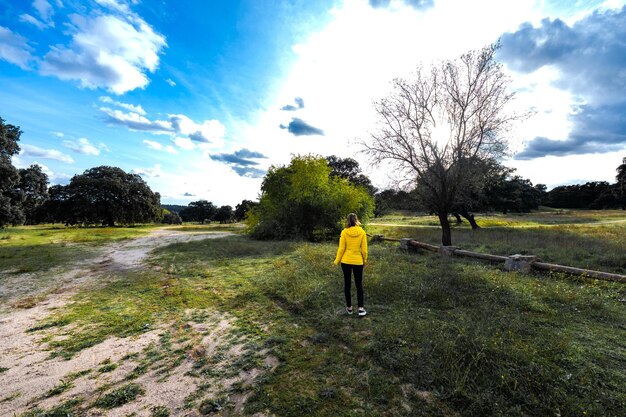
[615,156,626,210]
[161,209,183,224]
[234,199,258,221]
[52,166,161,226]
[248,155,374,241]
[214,205,234,223]
[16,165,49,224]
[179,200,216,223]
[0,117,23,227]
[326,155,376,195]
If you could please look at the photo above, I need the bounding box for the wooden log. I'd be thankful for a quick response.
[533,262,626,283]
[408,240,439,252]
[453,249,508,262]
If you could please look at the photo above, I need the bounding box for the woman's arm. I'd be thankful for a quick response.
[333,231,346,265]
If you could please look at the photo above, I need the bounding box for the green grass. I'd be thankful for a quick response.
[20,398,83,417]
[18,217,626,416]
[93,383,144,409]
[368,211,626,274]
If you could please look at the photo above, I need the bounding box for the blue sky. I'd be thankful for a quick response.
[1,0,625,205]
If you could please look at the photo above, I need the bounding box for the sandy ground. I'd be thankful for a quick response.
[0,228,274,417]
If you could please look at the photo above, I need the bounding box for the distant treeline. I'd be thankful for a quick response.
[545,181,625,209]
[375,157,626,215]
[162,200,257,224]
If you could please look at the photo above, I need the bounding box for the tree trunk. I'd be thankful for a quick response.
[438,212,452,246]
[452,212,463,223]
[457,207,480,230]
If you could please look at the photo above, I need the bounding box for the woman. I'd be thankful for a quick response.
[333,213,368,317]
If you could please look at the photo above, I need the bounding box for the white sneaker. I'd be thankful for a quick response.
[346,307,353,315]
[358,307,367,317]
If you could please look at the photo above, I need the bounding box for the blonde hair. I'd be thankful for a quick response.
[347,213,361,227]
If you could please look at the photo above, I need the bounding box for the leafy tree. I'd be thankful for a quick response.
[234,199,258,222]
[326,155,376,195]
[615,156,626,210]
[214,205,234,223]
[162,209,182,224]
[248,155,374,241]
[16,165,49,224]
[374,189,419,216]
[49,166,161,226]
[38,185,70,224]
[179,200,216,223]
[0,117,23,227]
[364,44,522,245]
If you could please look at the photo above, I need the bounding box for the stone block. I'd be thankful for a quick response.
[504,254,538,273]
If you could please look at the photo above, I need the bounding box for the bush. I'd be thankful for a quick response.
[247,155,374,240]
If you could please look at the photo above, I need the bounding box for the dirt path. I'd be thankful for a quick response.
[0,228,271,417]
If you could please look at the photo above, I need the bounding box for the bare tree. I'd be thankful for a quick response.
[363,43,521,245]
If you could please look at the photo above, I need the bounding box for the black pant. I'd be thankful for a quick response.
[341,263,364,308]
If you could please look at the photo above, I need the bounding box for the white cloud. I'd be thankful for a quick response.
[166,78,176,86]
[132,163,163,179]
[63,137,100,155]
[143,139,178,154]
[0,26,36,69]
[40,13,166,94]
[33,0,55,22]
[100,107,226,150]
[20,0,56,29]
[100,106,173,133]
[19,14,48,30]
[99,95,146,115]
[169,115,225,145]
[95,0,132,14]
[20,144,74,163]
[173,136,196,150]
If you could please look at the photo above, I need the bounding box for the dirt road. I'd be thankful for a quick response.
[0,228,269,417]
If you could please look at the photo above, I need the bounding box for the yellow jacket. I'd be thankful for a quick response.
[333,226,368,265]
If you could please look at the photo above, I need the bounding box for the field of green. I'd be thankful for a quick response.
[369,209,626,274]
[1,212,625,416]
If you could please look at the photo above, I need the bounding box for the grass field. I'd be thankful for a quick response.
[369,210,626,274]
[1,214,625,416]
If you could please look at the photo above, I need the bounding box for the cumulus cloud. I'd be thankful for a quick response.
[132,164,162,179]
[210,148,268,178]
[0,26,36,69]
[100,107,226,148]
[183,192,195,197]
[100,107,173,133]
[63,137,101,156]
[369,0,434,10]
[500,6,626,159]
[279,118,324,136]
[280,97,305,111]
[40,13,166,94]
[143,139,177,154]
[173,136,196,150]
[170,115,225,144]
[99,96,146,115]
[20,144,74,163]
